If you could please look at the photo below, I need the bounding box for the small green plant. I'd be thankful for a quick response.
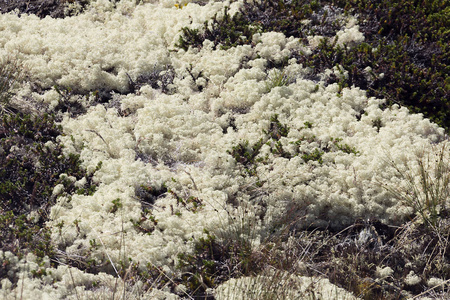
[372,117,383,132]
[264,114,290,141]
[265,69,291,92]
[228,139,265,175]
[110,198,123,214]
[301,148,324,164]
[331,137,360,155]
[55,221,65,236]
[176,6,260,51]
[177,230,221,295]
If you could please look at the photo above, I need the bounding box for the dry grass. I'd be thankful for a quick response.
[383,143,450,228]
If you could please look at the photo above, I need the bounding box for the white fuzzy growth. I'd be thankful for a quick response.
[0,0,226,93]
[427,277,447,288]
[215,272,357,300]
[335,26,364,48]
[334,16,365,48]
[405,271,421,286]
[0,251,179,299]
[376,266,394,279]
[52,184,65,197]
[1,0,449,297]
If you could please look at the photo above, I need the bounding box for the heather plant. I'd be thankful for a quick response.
[176,6,261,51]
[240,0,326,39]
[296,34,450,129]
[175,0,343,51]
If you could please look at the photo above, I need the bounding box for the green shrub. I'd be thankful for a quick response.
[176,6,260,51]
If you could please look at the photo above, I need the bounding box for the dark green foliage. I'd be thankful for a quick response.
[175,0,334,51]
[177,231,221,296]
[228,116,361,186]
[299,0,450,130]
[303,121,313,129]
[266,114,289,140]
[135,184,168,207]
[176,0,449,131]
[109,198,122,214]
[176,6,261,51]
[133,183,165,233]
[0,112,97,265]
[331,137,360,155]
[301,148,324,164]
[293,0,449,130]
[176,27,202,51]
[372,117,383,132]
[176,229,264,297]
[228,139,265,167]
[329,0,449,43]
[131,211,158,235]
[0,58,22,113]
[297,34,449,128]
[0,0,90,18]
[175,0,351,52]
[0,211,54,278]
[265,114,292,158]
[241,0,330,40]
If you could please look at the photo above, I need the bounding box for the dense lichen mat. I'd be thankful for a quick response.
[1,0,449,298]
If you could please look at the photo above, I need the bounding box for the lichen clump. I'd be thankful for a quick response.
[0,0,449,298]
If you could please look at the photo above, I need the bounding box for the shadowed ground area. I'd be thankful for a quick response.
[0,0,88,18]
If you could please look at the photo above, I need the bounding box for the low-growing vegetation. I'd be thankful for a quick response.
[0,111,98,285]
[0,0,449,299]
[177,0,449,130]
